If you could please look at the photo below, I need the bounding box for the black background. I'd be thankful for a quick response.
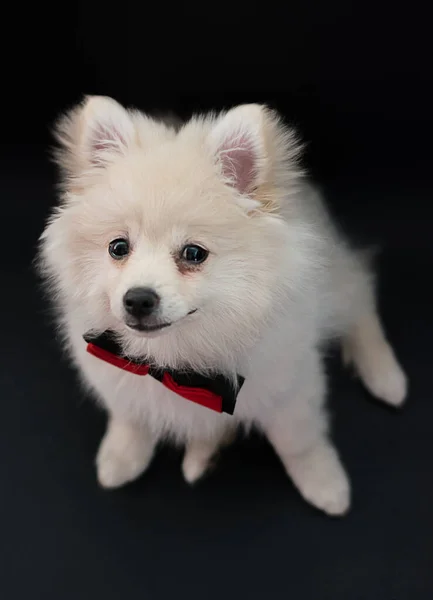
[1,3,433,599]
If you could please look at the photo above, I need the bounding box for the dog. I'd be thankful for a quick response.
[38,95,407,516]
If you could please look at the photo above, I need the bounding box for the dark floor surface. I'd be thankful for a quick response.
[1,154,432,599]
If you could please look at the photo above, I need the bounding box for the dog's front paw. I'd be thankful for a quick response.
[287,441,351,516]
[96,420,155,488]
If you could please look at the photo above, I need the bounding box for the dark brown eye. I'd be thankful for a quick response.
[181,245,209,264]
[109,238,130,260]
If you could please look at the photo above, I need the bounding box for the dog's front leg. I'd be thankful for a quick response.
[261,350,350,516]
[96,416,157,489]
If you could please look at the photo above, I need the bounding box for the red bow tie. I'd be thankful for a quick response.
[83,330,244,415]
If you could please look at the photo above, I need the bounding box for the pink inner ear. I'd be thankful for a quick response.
[89,123,127,161]
[219,131,258,194]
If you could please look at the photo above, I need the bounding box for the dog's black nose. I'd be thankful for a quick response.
[123,287,160,318]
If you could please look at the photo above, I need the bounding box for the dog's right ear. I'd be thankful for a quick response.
[53,96,135,186]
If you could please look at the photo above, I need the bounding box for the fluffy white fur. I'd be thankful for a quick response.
[38,96,408,516]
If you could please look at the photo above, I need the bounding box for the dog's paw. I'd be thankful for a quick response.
[96,421,155,489]
[363,349,407,408]
[287,441,351,516]
[182,430,236,485]
[182,439,222,484]
[182,453,213,484]
[343,330,408,408]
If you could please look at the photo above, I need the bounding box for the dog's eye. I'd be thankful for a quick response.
[181,245,209,264]
[109,238,130,260]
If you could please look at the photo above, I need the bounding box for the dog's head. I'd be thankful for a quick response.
[40,96,304,368]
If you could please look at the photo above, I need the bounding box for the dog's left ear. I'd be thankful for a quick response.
[208,104,301,213]
[208,104,267,198]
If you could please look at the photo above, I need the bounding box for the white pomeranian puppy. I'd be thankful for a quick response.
[38,96,407,516]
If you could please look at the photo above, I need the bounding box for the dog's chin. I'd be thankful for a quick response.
[126,321,173,339]
[124,309,197,339]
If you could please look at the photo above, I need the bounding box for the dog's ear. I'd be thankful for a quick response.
[208,104,267,197]
[208,104,302,213]
[79,96,135,165]
[53,96,135,186]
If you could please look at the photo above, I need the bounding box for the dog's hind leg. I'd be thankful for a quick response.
[182,426,236,484]
[342,267,407,407]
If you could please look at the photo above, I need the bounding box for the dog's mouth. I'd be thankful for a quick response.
[128,322,172,332]
[126,309,197,334]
